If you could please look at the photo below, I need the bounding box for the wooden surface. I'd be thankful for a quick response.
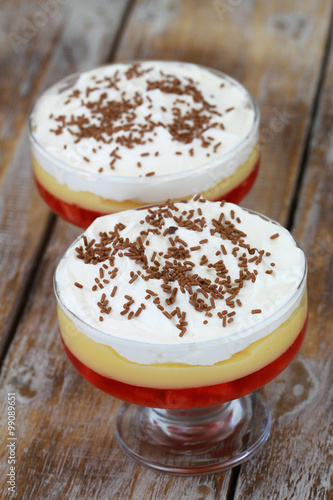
[0,1,332,499]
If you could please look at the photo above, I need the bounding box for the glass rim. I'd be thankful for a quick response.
[28,60,260,185]
[53,204,307,350]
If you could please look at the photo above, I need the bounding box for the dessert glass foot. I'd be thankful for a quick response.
[116,393,271,475]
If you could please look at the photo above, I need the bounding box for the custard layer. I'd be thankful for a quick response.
[59,289,307,389]
[32,144,259,213]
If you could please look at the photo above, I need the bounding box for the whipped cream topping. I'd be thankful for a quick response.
[55,198,306,366]
[30,62,258,202]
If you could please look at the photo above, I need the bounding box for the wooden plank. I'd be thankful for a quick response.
[234,18,333,500]
[0,0,63,184]
[0,0,131,359]
[116,0,332,223]
[0,1,332,499]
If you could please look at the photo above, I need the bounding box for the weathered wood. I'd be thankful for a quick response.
[234,17,333,500]
[0,0,131,359]
[116,0,332,224]
[0,1,332,499]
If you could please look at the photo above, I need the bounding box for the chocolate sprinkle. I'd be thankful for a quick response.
[48,63,234,172]
[72,197,277,337]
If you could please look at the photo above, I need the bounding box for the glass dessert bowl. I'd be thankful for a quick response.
[29,61,260,228]
[54,197,307,474]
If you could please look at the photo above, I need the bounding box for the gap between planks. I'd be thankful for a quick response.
[107,0,136,62]
[285,2,333,232]
[0,212,56,370]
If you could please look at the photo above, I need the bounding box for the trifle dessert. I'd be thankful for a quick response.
[54,197,307,409]
[29,61,260,228]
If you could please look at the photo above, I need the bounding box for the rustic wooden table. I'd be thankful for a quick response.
[1,1,332,499]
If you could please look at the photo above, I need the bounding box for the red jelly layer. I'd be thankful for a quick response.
[62,314,307,409]
[34,158,260,228]
[34,176,106,228]
[215,157,260,204]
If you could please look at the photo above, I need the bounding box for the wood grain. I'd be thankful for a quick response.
[0,1,332,499]
[116,0,332,222]
[234,16,333,500]
[0,0,131,360]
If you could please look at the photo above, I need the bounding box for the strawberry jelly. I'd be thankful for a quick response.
[61,314,307,409]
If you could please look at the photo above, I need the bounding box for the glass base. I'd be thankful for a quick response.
[116,392,271,475]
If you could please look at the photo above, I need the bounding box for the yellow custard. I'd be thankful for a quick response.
[58,289,307,390]
[32,144,259,213]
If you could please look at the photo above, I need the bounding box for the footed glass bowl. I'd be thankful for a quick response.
[29,61,260,228]
[54,224,307,475]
